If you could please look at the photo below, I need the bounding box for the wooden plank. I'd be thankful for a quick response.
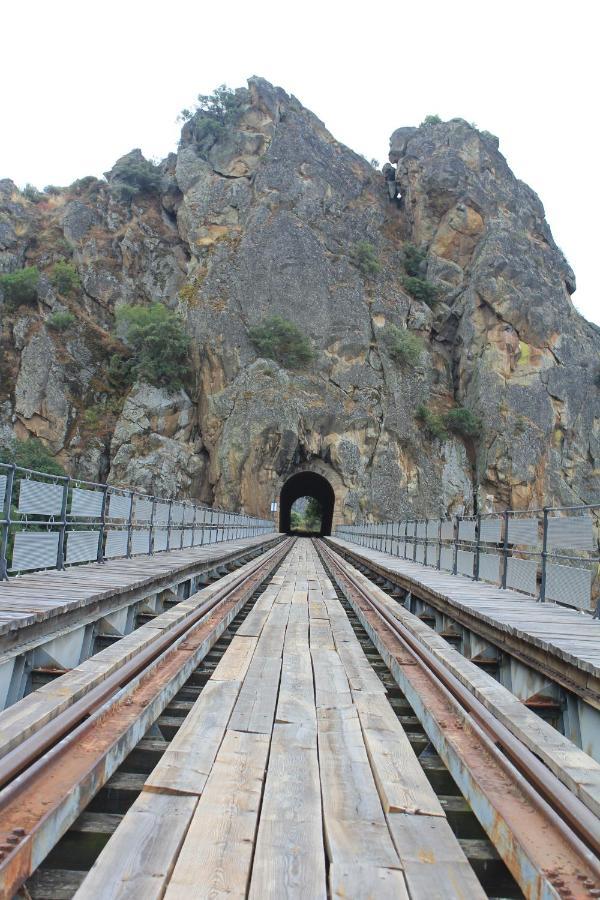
[317,706,400,869]
[276,651,316,728]
[229,655,282,734]
[329,864,409,899]
[164,730,269,899]
[211,635,257,682]
[310,620,335,650]
[249,723,326,899]
[144,679,241,796]
[353,692,444,816]
[336,641,387,694]
[387,812,486,899]
[74,792,197,900]
[311,648,353,709]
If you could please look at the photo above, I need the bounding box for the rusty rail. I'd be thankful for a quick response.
[318,539,600,900]
[0,537,292,898]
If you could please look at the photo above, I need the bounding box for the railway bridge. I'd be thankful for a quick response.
[0,460,599,899]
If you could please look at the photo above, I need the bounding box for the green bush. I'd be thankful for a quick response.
[51,260,80,295]
[44,185,62,196]
[0,437,65,476]
[48,311,76,331]
[0,266,39,309]
[401,275,438,307]
[421,114,442,126]
[22,183,43,202]
[444,407,482,437]
[351,241,380,277]
[416,404,448,441]
[402,243,426,278]
[249,315,315,369]
[180,85,244,148]
[111,159,162,199]
[383,326,424,367]
[115,302,190,388]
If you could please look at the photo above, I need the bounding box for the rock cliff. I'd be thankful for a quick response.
[1,78,598,519]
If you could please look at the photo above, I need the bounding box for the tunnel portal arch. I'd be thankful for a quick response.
[279,471,335,536]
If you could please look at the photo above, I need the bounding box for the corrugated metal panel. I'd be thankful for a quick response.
[441,521,454,540]
[171,504,184,525]
[184,505,195,524]
[479,552,500,585]
[507,518,539,547]
[11,532,60,570]
[170,529,183,548]
[134,498,153,523]
[107,493,131,521]
[546,515,595,551]
[0,475,7,509]
[480,518,502,543]
[18,480,64,516]
[154,502,170,525]
[506,556,537,595]
[66,530,100,564]
[440,547,454,572]
[105,530,128,558]
[457,550,474,577]
[71,487,104,518]
[153,529,168,551]
[545,563,592,610]
[458,520,476,542]
[415,544,425,564]
[416,522,427,538]
[131,530,150,555]
[182,529,193,547]
[427,520,439,539]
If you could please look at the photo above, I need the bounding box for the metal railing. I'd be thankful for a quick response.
[0,462,274,579]
[336,503,600,615]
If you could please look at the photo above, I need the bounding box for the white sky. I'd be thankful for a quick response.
[2,0,598,326]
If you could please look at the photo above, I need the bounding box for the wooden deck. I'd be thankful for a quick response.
[74,540,484,899]
[0,533,280,638]
[329,537,600,679]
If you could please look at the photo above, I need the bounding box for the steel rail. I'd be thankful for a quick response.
[0,538,292,898]
[0,537,288,797]
[318,540,600,896]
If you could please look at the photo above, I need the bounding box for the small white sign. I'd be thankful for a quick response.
[270,502,278,512]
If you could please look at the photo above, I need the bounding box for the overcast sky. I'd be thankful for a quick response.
[2,0,598,325]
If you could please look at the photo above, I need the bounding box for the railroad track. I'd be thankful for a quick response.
[317,539,600,900]
[0,538,293,899]
[0,536,598,898]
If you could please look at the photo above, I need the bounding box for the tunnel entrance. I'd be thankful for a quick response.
[279,471,335,536]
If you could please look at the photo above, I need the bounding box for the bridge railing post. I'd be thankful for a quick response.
[452,515,459,576]
[149,496,156,555]
[166,499,173,551]
[437,517,442,569]
[96,484,109,563]
[539,507,549,602]
[474,513,481,581]
[126,491,134,558]
[56,476,70,571]
[0,464,16,580]
[501,510,509,589]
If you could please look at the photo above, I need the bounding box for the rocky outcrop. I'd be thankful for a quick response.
[0,80,598,518]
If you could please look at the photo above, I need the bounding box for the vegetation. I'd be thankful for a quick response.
[114,303,190,388]
[383,325,424,367]
[82,397,123,434]
[351,241,380,277]
[402,243,426,277]
[416,403,482,441]
[111,158,162,200]
[48,310,76,331]
[0,437,65,476]
[401,275,438,307]
[444,406,482,437]
[291,497,322,533]
[44,185,62,196]
[0,266,39,309]
[51,260,80,295]
[416,404,448,441]
[21,183,43,202]
[180,85,244,147]
[249,315,315,369]
[421,114,442,126]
